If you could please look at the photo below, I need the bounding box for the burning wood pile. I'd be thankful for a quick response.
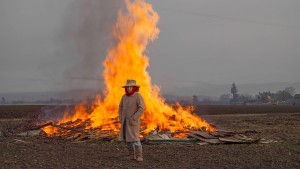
[18,110,259,145]
[19,119,261,145]
[41,119,120,141]
[37,108,214,142]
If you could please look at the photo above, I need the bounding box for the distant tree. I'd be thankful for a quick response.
[256,91,275,103]
[275,90,293,101]
[284,87,296,96]
[1,97,5,104]
[231,82,238,101]
[50,98,55,103]
[202,97,211,104]
[219,94,231,102]
[239,94,253,102]
[192,95,200,105]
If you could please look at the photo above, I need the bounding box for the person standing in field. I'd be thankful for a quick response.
[118,79,145,162]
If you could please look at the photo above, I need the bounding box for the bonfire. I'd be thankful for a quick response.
[40,0,215,141]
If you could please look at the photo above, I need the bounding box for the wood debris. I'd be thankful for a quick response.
[191,131,218,139]
[13,139,29,144]
[17,130,41,136]
[32,122,53,130]
[188,130,261,144]
[258,138,279,144]
[187,133,221,144]
[31,120,264,145]
[140,129,196,144]
[145,137,197,144]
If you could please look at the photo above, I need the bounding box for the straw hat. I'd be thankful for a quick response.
[122,79,140,88]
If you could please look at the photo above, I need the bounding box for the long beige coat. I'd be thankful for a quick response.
[118,92,145,142]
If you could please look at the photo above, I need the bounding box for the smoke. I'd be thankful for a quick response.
[38,105,74,123]
[61,0,122,90]
[0,0,124,94]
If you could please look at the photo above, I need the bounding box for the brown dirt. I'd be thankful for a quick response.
[0,105,299,169]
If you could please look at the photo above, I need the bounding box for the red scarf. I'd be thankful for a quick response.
[125,86,138,96]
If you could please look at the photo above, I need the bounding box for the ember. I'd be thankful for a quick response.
[41,0,215,139]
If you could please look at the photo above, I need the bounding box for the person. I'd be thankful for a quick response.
[118,79,145,162]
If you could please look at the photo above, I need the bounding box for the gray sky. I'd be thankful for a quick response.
[0,0,299,96]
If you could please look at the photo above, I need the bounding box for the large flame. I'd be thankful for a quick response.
[43,0,215,137]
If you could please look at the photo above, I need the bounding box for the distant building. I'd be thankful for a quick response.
[292,94,300,105]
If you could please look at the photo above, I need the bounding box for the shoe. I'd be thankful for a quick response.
[127,146,136,160]
[135,146,143,162]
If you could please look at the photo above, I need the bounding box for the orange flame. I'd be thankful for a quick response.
[42,0,215,137]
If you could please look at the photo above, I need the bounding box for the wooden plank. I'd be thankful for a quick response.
[17,130,41,136]
[33,122,53,130]
[197,142,209,146]
[146,138,197,144]
[66,133,81,140]
[158,134,170,139]
[76,134,89,141]
[219,137,247,143]
[210,131,235,137]
[233,134,254,141]
[219,135,259,143]
[148,138,191,141]
[191,131,218,139]
[187,133,221,144]
[89,133,118,140]
[14,139,29,144]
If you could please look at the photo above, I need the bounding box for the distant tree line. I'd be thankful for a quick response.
[0,97,79,105]
[256,87,295,103]
[219,83,296,104]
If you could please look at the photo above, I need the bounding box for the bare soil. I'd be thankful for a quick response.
[0,105,299,169]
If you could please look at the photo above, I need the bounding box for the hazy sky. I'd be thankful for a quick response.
[0,0,299,95]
